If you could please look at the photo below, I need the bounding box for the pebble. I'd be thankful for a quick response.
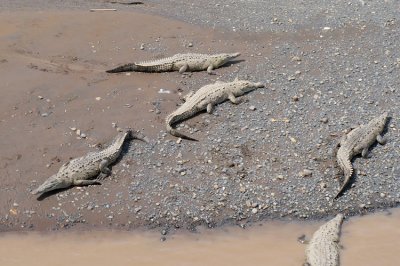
[41,113,49,117]
[251,208,258,214]
[140,43,145,50]
[321,117,329,123]
[38,96,44,100]
[249,105,256,111]
[188,42,193,47]
[299,169,313,177]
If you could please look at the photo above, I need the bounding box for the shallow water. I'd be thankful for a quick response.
[1,209,399,266]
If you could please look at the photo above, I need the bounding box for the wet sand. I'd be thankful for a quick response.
[1,209,399,266]
[0,10,243,231]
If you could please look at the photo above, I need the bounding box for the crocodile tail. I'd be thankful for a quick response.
[166,117,198,141]
[106,63,138,73]
[334,152,353,199]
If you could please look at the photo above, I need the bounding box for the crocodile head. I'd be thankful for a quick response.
[370,111,389,131]
[31,174,69,195]
[212,52,241,67]
[232,78,265,95]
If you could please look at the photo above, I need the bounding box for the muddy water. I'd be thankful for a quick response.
[1,210,399,266]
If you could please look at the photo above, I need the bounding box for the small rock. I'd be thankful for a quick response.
[140,43,145,50]
[76,129,81,136]
[80,133,87,138]
[158,88,171,94]
[249,105,256,111]
[321,117,329,123]
[13,202,19,207]
[380,193,386,198]
[251,208,258,214]
[70,127,77,131]
[299,169,313,177]
[41,113,49,117]
[292,96,299,102]
[291,56,302,62]
[95,97,101,101]
[188,42,193,47]
[38,96,44,100]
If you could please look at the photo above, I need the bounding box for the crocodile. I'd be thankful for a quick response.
[31,130,149,195]
[334,112,388,198]
[105,52,240,74]
[166,78,264,141]
[305,214,344,266]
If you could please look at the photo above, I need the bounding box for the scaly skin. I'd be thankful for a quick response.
[106,53,240,74]
[166,78,264,141]
[335,112,388,198]
[305,214,344,266]
[31,130,149,195]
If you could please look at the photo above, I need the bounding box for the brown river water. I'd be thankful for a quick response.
[1,209,399,266]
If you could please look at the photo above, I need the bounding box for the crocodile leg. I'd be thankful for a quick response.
[207,65,215,74]
[361,147,369,158]
[98,159,111,180]
[377,134,387,145]
[96,172,109,181]
[179,64,188,74]
[207,103,214,113]
[99,159,110,173]
[228,92,240,104]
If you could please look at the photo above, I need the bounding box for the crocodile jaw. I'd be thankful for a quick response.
[215,52,241,67]
[32,174,69,195]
